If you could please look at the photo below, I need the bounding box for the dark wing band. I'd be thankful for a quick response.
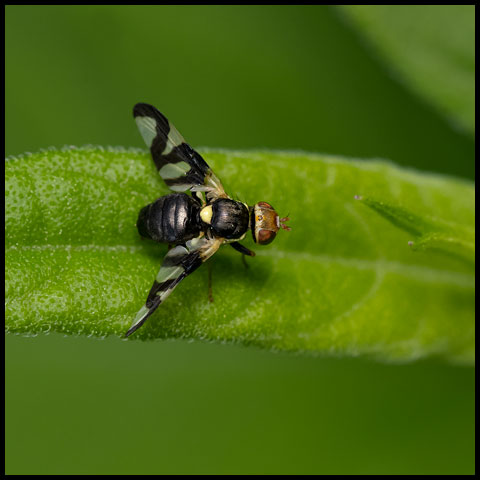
[126,236,222,337]
[133,103,226,202]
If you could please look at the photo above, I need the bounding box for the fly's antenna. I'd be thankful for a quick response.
[279,214,291,231]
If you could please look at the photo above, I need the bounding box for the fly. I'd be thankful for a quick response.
[126,103,290,337]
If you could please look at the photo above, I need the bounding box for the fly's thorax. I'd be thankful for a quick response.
[209,198,250,239]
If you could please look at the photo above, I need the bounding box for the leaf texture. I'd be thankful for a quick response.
[5,147,475,363]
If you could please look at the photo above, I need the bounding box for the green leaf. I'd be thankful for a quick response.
[5,147,475,364]
[338,5,475,134]
[358,196,475,266]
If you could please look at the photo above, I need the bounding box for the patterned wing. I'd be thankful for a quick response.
[126,236,222,337]
[133,103,226,202]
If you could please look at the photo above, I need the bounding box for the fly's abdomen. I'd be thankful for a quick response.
[137,193,201,244]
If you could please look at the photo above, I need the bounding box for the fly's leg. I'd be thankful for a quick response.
[230,242,255,269]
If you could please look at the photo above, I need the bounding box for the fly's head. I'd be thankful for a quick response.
[250,202,291,245]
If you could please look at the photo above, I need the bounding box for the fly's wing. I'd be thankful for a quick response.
[133,103,227,202]
[125,236,222,337]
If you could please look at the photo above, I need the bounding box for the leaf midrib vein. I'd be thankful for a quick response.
[6,243,474,288]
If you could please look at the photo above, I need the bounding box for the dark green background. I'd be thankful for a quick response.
[5,5,474,474]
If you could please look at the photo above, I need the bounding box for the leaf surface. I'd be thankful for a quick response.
[5,147,475,363]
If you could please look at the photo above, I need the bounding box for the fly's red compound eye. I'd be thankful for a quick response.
[257,229,277,245]
[257,202,273,210]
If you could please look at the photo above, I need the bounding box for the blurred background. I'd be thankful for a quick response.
[5,5,474,474]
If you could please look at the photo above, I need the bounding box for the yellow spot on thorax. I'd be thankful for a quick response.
[200,205,213,224]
